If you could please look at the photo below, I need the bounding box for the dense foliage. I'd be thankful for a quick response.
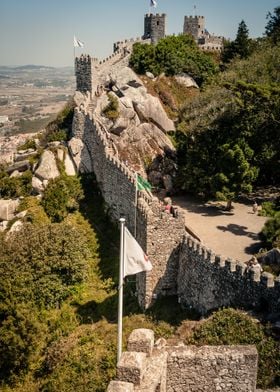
[130,34,218,85]
[261,212,280,248]
[0,169,32,198]
[265,6,280,43]
[222,20,254,63]
[176,42,280,202]
[41,175,84,222]
[189,308,280,388]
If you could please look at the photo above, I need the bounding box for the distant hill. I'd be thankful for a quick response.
[15,64,55,70]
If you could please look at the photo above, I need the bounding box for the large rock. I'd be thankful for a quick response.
[32,176,44,194]
[0,199,20,221]
[35,150,60,181]
[175,73,199,89]
[68,137,93,173]
[134,95,175,133]
[64,151,77,176]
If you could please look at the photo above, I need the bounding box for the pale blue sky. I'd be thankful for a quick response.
[0,0,279,67]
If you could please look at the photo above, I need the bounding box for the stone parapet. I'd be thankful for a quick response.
[108,329,259,392]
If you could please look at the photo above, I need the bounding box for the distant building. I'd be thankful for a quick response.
[0,116,9,124]
[183,15,224,51]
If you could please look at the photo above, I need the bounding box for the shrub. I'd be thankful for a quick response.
[17,138,37,151]
[41,176,84,222]
[261,211,280,248]
[188,308,280,388]
[102,93,119,121]
[0,170,32,199]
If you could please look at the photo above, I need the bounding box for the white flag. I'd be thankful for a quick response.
[150,0,157,7]
[74,36,84,48]
[123,227,152,277]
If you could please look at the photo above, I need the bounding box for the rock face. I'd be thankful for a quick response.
[0,199,20,221]
[35,150,60,181]
[91,66,176,180]
[68,138,93,173]
[175,73,199,89]
[64,151,77,176]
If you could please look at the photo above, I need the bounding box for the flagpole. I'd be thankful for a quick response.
[117,217,126,363]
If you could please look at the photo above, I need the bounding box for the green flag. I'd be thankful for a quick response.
[137,174,152,192]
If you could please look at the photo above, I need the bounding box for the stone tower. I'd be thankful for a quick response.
[183,15,205,39]
[143,13,166,44]
[75,55,99,93]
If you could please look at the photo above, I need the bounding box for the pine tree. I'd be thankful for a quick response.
[265,6,280,44]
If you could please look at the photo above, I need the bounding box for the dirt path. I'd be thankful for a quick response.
[173,196,268,262]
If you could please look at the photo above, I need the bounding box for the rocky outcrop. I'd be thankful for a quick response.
[34,150,60,181]
[0,199,20,221]
[175,73,199,89]
[68,137,93,173]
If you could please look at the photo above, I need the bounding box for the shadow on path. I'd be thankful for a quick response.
[217,223,259,240]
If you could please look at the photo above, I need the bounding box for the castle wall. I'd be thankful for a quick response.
[108,328,259,392]
[72,105,184,309]
[183,15,205,38]
[178,235,280,315]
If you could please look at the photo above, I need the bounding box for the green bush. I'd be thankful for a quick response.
[102,93,119,121]
[41,175,84,222]
[261,211,280,248]
[0,170,33,199]
[188,308,280,388]
[17,138,37,151]
[130,35,218,85]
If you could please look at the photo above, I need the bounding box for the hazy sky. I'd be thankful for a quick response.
[0,0,278,67]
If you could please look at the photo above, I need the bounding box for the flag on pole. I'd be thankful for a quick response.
[123,227,152,277]
[150,0,157,8]
[74,36,84,48]
[136,174,152,192]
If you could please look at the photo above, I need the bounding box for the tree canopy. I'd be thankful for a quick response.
[130,34,218,85]
[265,6,280,43]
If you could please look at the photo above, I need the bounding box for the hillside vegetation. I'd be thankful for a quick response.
[1,7,280,391]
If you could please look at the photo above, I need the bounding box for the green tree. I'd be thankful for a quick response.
[41,175,84,222]
[222,20,253,63]
[261,211,280,248]
[265,6,280,43]
[130,34,217,85]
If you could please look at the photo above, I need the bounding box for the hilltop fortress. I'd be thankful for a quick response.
[70,12,280,392]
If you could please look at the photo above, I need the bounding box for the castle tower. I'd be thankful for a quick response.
[75,55,98,93]
[183,15,205,39]
[143,13,166,44]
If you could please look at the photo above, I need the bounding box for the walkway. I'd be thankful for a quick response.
[173,196,268,262]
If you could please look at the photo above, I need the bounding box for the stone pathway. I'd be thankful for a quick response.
[173,196,268,262]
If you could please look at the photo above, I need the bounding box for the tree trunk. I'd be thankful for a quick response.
[226,200,233,210]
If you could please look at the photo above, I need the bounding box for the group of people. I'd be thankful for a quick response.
[245,256,263,273]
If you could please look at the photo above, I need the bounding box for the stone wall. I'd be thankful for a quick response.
[178,235,280,315]
[144,13,166,44]
[72,104,185,309]
[107,328,259,392]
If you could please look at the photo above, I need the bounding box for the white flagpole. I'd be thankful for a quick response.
[117,217,126,363]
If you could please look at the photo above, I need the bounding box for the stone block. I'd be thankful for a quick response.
[117,352,147,385]
[107,380,134,392]
[127,329,154,356]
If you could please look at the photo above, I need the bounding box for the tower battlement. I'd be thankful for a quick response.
[143,13,166,44]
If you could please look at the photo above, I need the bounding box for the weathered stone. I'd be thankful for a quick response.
[134,96,175,133]
[117,352,147,385]
[9,219,23,233]
[35,150,60,181]
[0,220,8,231]
[48,141,61,148]
[56,148,65,162]
[145,71,155,79]
[175,73,199,89]
[16,210,27,219]
[68,137,93,173]
[10,170,21,178]
[64,151,76,176]
[0,199,20,221]
[128,329,154,356]
[32,176,44,194]
[107,381,134,392]
[73,91,86,107]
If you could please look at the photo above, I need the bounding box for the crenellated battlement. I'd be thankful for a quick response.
[108,328,258,392]
[178,234,280,315]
